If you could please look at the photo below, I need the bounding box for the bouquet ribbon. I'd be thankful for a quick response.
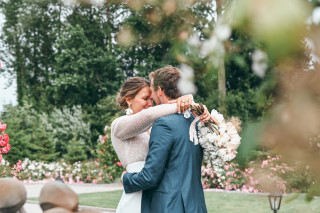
[189,116,201,145]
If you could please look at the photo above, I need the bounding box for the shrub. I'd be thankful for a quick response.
[18,158,116,184]
[95,125,124,182]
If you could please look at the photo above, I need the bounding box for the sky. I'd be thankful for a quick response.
[0,5,320,113]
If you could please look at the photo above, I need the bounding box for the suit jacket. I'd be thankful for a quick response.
[123,113,207,213]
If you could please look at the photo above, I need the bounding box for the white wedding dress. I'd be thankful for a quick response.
[111,104,178,213]
[115,161,145,213]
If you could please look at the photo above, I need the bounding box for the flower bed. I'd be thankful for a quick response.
[201,155,315,193]
[1,158,121,184]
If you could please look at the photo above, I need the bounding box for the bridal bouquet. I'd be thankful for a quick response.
[190,104,241,176]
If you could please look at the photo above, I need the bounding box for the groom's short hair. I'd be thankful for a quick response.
[149,65,181,99]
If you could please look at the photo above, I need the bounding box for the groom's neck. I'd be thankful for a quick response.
[160,95,171,105]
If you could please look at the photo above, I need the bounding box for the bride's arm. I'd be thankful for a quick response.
[111,104,178,140]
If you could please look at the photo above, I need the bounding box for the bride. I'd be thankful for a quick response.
[111,76,209,213]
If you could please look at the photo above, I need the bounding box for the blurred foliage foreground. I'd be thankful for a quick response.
[0,0,320,201]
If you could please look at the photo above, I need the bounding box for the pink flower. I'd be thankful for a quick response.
[0,123,7,132]
[261,160,268,168]
[117,162,122,167]
[16,160,23,171]
[0,134,9,146]
[1,143,11,153]
[224,165,229,170]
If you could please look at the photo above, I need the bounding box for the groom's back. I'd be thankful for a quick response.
[142,113,207,213]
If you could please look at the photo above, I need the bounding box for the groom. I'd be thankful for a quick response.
[122,65,207,213]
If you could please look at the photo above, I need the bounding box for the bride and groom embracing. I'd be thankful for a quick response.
[111,65,209,213]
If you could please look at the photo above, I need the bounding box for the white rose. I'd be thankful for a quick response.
[211,109,224,124]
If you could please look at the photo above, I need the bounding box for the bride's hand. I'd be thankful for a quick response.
[168,95,193,113]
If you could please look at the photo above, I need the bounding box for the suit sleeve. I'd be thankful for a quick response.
[122,118,173,193]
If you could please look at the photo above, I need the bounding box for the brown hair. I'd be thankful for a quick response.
[149,65,181,99]
[116,77,150,109]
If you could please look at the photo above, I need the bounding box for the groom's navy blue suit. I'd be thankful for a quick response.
[123,113,207,213]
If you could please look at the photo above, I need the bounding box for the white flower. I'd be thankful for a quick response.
[197,108,241,174]
[252,49,268,78]
[178,64,198,95]
[219,123,227,134]
[28,164,36,170]
[211,109,224,124]
[188,33,200,47]
[215,24,232,41]
[200,36,219,56]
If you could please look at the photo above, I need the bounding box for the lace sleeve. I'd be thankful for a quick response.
[111,104,178,140]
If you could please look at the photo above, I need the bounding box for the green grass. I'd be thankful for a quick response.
[78,190,123,209]
[30,190,320,213]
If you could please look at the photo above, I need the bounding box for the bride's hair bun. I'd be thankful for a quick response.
[116,77,150,109]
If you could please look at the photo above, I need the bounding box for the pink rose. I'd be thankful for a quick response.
[16,160,23,171]
[0,134,9,146]
[0,123,7,132]
[117,162,122,167]
[261,160,268,168]
[1,143,11,153]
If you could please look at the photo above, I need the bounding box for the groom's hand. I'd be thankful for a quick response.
[121,171,127,185]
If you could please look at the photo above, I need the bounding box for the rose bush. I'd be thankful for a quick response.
[0,121,10,161]
[0,122,22,178]
[201,155,315,193]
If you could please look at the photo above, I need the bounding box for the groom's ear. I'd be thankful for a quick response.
[157,86,164,96]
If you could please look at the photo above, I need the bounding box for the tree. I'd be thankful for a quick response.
[0,102,58,163]
[63,136,87,163]
[117,0,215,77]
[28,113,59,162]
[0,0,62,109]
[51,23,122,107]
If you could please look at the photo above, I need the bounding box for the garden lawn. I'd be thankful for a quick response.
[75,190,320,213]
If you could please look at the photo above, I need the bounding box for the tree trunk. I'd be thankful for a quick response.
[216,0,227,113]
